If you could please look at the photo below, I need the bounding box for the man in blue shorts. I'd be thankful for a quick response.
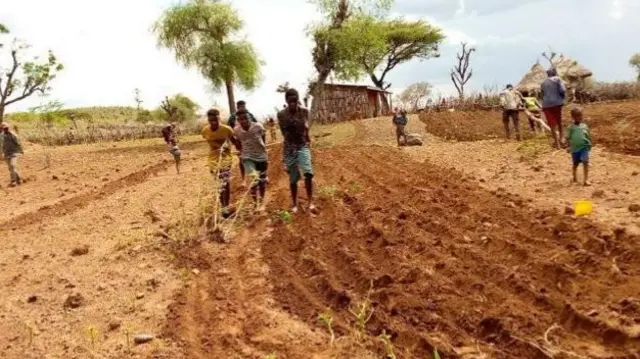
[277,88,315,213]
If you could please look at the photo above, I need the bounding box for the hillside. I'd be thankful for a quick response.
[6,106,141,124]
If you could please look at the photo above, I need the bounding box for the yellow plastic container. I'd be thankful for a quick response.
[574,200,593,216]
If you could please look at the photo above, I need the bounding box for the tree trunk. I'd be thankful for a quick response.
[0,104,5,123]
[370,74,390,114]
[309,69,331,127]
[225,80,236,114]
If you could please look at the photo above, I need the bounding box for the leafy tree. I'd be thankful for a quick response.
[0,27,64,122]
[630,53,640,81]
[333,17,444,90]
[156,93,199,123]
[153,0,263,114]
[450,42,475,99]
[307,0,392,123]
[397,81,431,111]
[29,100,66,129]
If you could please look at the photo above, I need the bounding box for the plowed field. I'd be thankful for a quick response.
[168,145,640,358]
[2,102,640,359]
[420,101,640,155]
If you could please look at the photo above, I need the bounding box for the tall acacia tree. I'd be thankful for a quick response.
[0,24,64,122]
[335,17,444,91]
[153,0,263,113]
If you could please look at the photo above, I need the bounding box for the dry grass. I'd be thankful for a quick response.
[587,81,640,101]
[310,121,356,148]
[14,122,203,146]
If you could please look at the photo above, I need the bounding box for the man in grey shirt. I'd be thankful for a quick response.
[1,123,24,187]
[234,109,268,212]
[541,68,566,148]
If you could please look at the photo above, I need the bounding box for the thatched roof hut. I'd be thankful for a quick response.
[516,63,547,93]
[516,55,593,94]
[552,55,592,80]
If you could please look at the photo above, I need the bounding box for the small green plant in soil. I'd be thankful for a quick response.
[318,311,335,346]
[275,210,293,224]
[379,330,396,359]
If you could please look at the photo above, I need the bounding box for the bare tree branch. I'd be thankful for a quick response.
[450,42,475,99]
[1,50,19,101]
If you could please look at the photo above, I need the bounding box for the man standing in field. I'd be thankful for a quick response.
[234,109,268,212]
[541,68,566,148]
[499,84,523,140]
[202,109,240,218]
[392,109,408,146]
[277,88,315,213]
[1,123,23,187]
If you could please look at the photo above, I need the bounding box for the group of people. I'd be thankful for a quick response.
[499,67,592,186]
[163,88,315,217]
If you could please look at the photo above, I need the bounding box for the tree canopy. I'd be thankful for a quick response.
[0,26,63,121]
[332,16,444,89]
[307,0,392,122]
[396,81,431,111]
[153,0,262,113]
[630,53,640,81]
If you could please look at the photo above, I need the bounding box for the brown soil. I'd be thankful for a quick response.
[420,101,640,155]
[3,101,640,358]
[167,137,640,357]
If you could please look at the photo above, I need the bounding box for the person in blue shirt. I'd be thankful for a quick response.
[392,109,408,146]
[541,68,566,148]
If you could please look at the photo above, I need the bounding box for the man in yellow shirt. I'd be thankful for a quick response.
[202,108,240,217]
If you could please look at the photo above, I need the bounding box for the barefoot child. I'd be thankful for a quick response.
[234,109,268,212]
[567,107,592,186]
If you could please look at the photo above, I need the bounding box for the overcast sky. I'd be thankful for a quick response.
[2,0,639,118]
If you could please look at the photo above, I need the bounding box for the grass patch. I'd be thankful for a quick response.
[516,136,552,161]
[310,122,356,148]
